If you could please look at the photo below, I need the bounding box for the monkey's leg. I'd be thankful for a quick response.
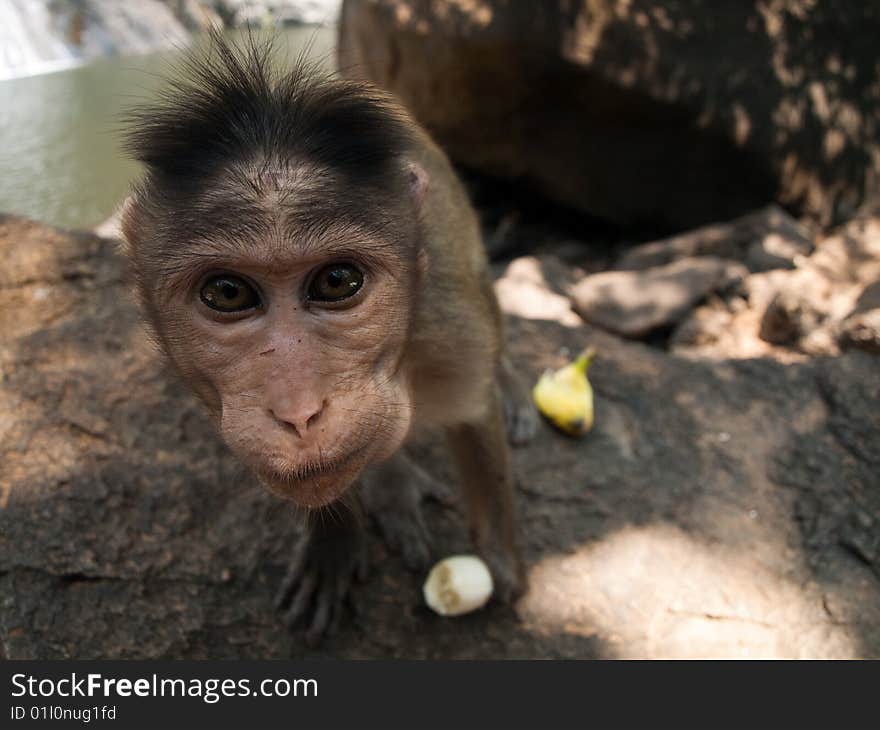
[359,452,453,571]
[275,504,368,645]
[446,387,527,602]
[499,355,539,447]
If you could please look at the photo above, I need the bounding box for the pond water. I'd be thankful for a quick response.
[0,25,336,231]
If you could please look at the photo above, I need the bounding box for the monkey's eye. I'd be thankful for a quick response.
[199,275,260,312]
[307,264,364,303]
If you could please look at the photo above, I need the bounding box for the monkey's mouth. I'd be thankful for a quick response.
[254,446,367,507]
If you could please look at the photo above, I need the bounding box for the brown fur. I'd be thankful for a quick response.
[121,32,532,642]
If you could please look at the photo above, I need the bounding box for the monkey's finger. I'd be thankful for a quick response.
[329,568,354,637]
[326,601,343,638]
[274,536,311,609]
[335,562,354,604]
[400,513,432,572]
[284,571,318,628]
[275,566,302,610]
[356,546,370,583]
[322,586,345,640]
[275,571,301,611]
[504,400,540,448]
[305,589,334,647]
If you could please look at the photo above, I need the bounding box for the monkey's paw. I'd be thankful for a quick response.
[499,358,539,447]
[503,395,539,447]
[483,546,528,604]
[275,526,368,646]
[361,472,443,572]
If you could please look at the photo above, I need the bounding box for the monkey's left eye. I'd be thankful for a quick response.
[307,264,365,303]
[199,275,261,312]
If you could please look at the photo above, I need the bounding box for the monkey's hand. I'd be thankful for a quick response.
[275,512,368,646]
[499,356,539,447]
[481,536,528,604]
[360,453,452,572]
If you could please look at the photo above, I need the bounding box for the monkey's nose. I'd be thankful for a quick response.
[270,398,326,439]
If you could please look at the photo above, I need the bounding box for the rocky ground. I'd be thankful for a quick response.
[1,204,879,659]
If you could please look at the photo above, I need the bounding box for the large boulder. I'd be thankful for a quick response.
[338,0,880,230]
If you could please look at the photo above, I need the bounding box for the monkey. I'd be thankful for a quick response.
[119,32,538,644]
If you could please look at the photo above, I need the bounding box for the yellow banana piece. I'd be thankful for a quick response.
[532,347,596,436]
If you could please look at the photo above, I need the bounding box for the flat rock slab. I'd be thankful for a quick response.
[1,215,879,658]
[615,205,814,273]
[569,257,746,338]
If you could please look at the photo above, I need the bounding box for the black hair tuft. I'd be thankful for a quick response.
[123,29,413,185]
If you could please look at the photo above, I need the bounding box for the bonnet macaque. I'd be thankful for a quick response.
[121,33,536,643]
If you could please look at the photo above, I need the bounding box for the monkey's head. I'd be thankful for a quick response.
[121,35,428,507]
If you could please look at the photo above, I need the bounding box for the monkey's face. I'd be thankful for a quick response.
[147,220,420,508]
[119,39,433,508]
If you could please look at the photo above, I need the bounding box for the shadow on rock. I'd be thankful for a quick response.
[1,214,878,658]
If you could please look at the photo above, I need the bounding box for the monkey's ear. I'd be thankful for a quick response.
[406,161,429,209]
[116,195,138,257]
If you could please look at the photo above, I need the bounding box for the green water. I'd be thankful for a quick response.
[0,26,336,231]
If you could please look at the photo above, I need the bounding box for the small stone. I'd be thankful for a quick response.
[838,308,880,354]
[570,257,746,338]
[760,287,825,345]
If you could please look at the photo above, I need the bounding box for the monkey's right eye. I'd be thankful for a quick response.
[199,275,261,313]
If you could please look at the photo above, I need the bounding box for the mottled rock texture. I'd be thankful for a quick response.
[339,0,880,230]
[1,214,878,658]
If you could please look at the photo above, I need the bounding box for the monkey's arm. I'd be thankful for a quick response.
[275,504,368,645]
[445,383,527,602]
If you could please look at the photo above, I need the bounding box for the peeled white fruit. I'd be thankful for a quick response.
[423,555,494,616]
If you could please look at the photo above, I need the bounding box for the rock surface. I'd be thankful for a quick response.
[338,0,880,230]
[672,207,880,359]
[569,257,746,338]
[2,213,879,659]
[837,280,880,355]
[615,206,813,273]
[839,309,880,354]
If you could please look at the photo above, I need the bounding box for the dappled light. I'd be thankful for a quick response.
[345,1,879,229]
[520,524,858,658]
[494,257,582,328]
[1,0,878,661]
